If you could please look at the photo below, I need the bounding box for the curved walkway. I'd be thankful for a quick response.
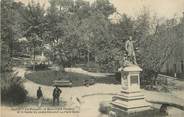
[64,68,114,77]
[12,67,184,117]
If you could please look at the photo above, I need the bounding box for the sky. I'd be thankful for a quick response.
[16,0,184,19]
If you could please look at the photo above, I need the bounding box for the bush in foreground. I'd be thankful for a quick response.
[1,73,28,104]
[99,101,112,114]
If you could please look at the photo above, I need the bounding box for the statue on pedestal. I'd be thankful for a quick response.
[124,36,137,65]
[112,36,150,115]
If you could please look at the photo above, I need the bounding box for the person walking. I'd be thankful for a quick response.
[37,86,43,107]
[53,86,62,106]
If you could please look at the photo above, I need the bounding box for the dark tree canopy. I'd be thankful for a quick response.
[1,0,183,78]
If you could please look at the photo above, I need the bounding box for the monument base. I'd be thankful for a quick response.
[111,90,151,116]
[111,106,159,117]
[112,64,151,116]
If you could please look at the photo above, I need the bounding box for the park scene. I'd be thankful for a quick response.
[1,0,184,117]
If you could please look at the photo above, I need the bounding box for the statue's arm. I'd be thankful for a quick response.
[132,40,137,43]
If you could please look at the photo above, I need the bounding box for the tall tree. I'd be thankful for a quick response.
[18,1,47,70]
[1,0,24,71]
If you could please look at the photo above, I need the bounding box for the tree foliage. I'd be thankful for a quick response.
[1,0,183,80]
[1,0,24,71]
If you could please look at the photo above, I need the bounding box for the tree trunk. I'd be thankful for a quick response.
[33,43,36,71]
[87,50,90,65]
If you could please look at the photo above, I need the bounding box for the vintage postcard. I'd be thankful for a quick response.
[1,0,184,117]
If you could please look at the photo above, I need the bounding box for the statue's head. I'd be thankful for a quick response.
[128,36,132,41]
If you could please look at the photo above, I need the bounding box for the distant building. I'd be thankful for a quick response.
[160,37,184,78]
[31,52,49,65]
[109,12,122,24]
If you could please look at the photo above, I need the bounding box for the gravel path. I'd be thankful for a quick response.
[2,67,183,117]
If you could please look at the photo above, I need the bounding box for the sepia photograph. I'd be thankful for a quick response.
[1,0,184,117]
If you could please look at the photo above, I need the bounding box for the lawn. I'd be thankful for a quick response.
[25,70,119,87]
[25,70,95,87]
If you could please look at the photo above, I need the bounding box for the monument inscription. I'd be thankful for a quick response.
[130,75,138,85]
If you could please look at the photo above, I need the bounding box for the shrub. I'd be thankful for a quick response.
[1,73,28,104]
[27,64,50,71]
[99,101,112,114]
[140,69,157,88]
[115,72,121,82]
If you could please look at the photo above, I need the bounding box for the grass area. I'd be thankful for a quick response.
[25,70,94,87]
[25,70,119,87]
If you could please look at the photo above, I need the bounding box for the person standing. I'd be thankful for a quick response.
[53,86,62,106]
[37,86,43,107]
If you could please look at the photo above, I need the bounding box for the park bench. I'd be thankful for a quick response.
[156,74,176,85]
[145,74,177,91]
[83,78,96,86]
[53,80,72,87]
[147,98,184,112]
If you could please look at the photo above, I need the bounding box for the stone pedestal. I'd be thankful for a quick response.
[111,65,150,116]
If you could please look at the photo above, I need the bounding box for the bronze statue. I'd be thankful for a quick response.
[125,36,137,65]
